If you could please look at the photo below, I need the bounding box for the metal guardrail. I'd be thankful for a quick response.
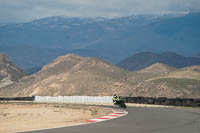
[123,97,200,107]
[0,96,35,101]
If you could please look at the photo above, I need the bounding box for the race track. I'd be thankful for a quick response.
[23,106,200,133]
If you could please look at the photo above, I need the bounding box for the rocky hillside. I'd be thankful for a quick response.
[0,53,27,88]
[1,54,199,98]
[117,52,200,71]
[147,66,200,81]
[182,65,200,72]
[134,78,200,98]
[0,54,154,97]
[134,65,200,98]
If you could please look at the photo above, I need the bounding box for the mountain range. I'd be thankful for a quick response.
[0,13,200,72]
[0,53,200,98]
[117,52,200,71]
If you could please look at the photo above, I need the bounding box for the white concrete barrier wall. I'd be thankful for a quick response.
[35,96,113,103]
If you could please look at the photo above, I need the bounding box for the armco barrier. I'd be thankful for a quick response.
[0,96,35,101]
[124,97,200,107]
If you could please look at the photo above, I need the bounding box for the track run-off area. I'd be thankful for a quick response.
[21,105,200,133]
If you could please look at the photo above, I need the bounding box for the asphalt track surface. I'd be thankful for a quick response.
[23,106,200,133]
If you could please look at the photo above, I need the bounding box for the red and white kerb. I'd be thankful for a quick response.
[86,109,128,123]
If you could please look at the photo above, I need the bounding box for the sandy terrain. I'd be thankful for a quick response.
[0,102,111,133]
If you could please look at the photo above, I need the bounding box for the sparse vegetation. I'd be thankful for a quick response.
[0,54,200,98]
[153,78,200,90]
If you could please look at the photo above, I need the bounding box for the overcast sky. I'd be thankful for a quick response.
[0,0,200,23]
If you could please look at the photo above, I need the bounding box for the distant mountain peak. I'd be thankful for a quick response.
[41,53,83,71]
[55,53,83,61]
[135,51,156,55]
[64,53,82,58]
[30,16,106,26]
[161,51,182,57]
[118,51,200,71]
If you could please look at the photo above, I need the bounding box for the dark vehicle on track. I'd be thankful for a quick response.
[112,95,127,108]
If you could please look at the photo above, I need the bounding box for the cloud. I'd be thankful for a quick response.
[0,0,200,23]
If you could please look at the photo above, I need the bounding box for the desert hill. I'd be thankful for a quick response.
[134,78,200,98]
[147,65,200,81]
[135,65,200,98]
[0,54,153,97]
[1,54,200,98]
[0,53,27,88]
[138,63,176,75]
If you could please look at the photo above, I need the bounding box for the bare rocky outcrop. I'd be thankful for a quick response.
[0,53,27,88]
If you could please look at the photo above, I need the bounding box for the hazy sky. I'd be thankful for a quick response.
[0,0,200,23]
